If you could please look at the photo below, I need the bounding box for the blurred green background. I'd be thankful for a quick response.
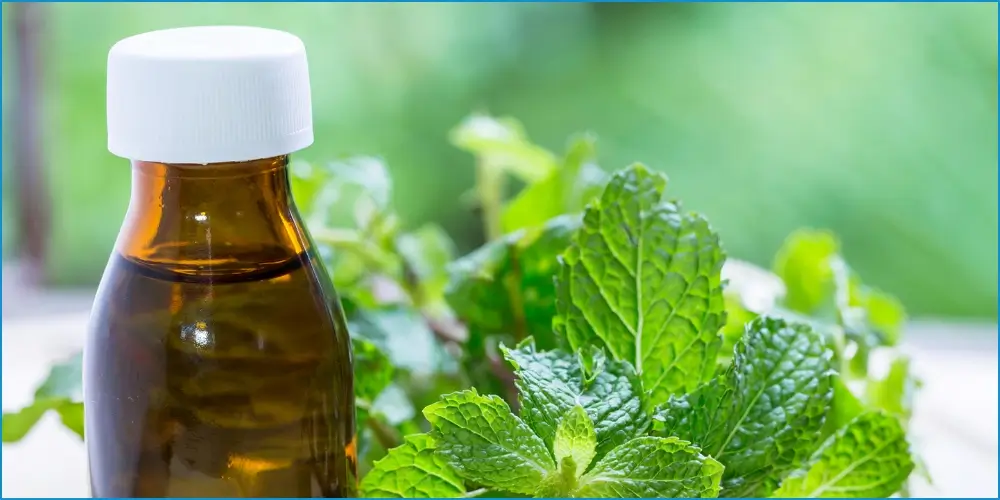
[2,3,997,318]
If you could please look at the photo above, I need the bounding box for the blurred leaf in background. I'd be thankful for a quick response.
[2,352,83,442]
[1,2,996,320]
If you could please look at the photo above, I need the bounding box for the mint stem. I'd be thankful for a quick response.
[475,157,504,241]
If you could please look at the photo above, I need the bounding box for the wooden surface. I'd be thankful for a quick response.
[2,314,997,498]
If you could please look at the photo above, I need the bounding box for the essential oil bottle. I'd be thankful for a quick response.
[85,26,356,498]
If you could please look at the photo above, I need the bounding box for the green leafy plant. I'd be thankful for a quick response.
[2,352,84,442]
[3,114,919,498]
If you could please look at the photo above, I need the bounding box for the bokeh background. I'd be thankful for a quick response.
[2,2,997,320]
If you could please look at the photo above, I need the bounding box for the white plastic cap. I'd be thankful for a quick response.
[107,26,313,164]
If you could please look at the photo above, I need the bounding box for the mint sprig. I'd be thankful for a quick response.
[363,343,723,498]
[419,384,722,499]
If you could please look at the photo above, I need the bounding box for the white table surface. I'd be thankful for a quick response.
[2,313,997,498]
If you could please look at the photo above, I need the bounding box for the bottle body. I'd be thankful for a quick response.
[85,157,356,497]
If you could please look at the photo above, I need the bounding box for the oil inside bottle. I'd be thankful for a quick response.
[85,158,356,498]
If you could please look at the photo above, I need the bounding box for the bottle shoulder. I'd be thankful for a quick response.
[89,249,350,354]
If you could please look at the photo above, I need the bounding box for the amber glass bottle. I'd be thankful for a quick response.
[86,27,355,497]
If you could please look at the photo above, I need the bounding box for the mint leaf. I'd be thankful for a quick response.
[824,376,865,437]
[555,164,726,403]
[359,434,466,498]
[501,344,646,458]
[653,316,834,497]
[575,437,723,498]
[34,351,83,400]
[395,223,457,310]
[2,352,84,442]
[353,338,395,403]
[294,157,410,302]
[720,291,757,366]
[423,389,554,494]
[372,384,417,427]
[447,215,579,350]
[840,277,906,377]
[865,354,915,419]
[3,398,70,442]
[773,412,914,498]
[55,402,85,438]
[502,134,606,232]
[450,114,557,183]
[293,156,393,230]
[553,405,597,478]
[650,379,730,457]
[538,405,600,497]
[773,229,840,316]
[848,282,906,347]
[350,307,456,376]
[577,344,606,385]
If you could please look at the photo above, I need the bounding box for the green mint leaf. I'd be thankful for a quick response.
[773,412,914,498]
[720,291,757,366]
[289,159,326,216]
[395,223,457,309]
[824,376,866,437]
[651,379,731,455]
[865,354,915,419]
[3,398,73,442]
[2,352,84,442]
[537,456,582,498]
[353,338,395,403]
[359,434,466,498]
[502,134,607,232]
[55,402,85,439]
[447,215,579,350]
[840,274,906,378]
[501,345,646,458]
[537,405,599,497]
[553,405,598,478]
[356,403,421,478]
[294,156,393,229]
[555,164,726,403]
[772,229,840,316]
[848,280,906,347]
[577,344,607,385]
[372,384,417,426]
[575,437,723,498]
[423,389,554,494]
[35,351,83,400]
[653,316,834,497]
[350,307,457,376]
[450,114,557,183]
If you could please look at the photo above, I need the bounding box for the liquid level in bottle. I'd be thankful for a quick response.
[86,245,356,498]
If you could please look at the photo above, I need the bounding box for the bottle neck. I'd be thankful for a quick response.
[118,155,309,272]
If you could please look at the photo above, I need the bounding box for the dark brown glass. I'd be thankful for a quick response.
[85,156,356,497]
